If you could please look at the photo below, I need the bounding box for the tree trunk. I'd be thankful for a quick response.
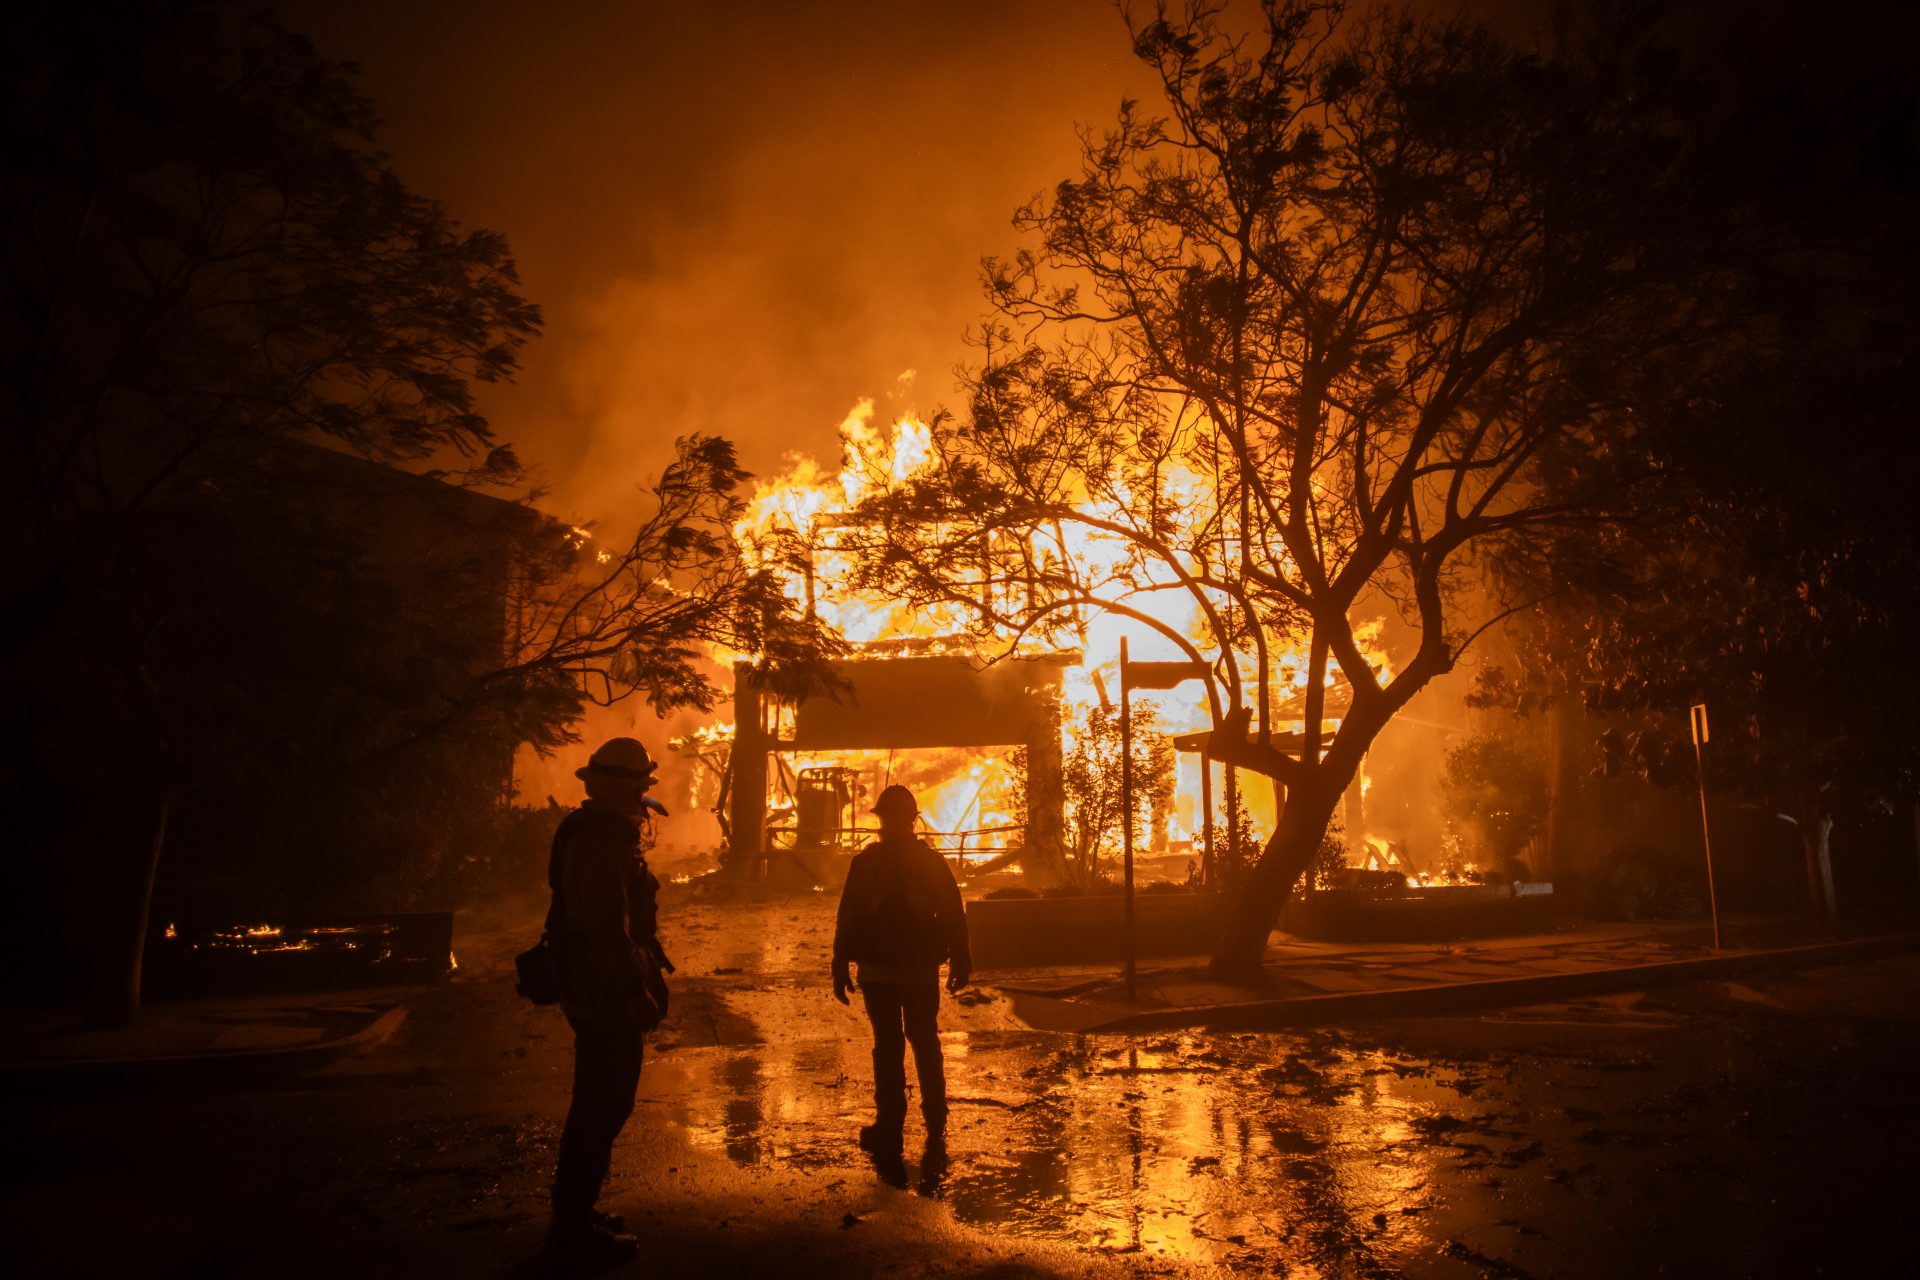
[1021,690,1069,887]
[1342,757,1364,849]
[87,790,171,1028]
[1797,790,1837,926]
[1208,781,1341,982]
[1542,698,1583,884]
[726,663,768,880]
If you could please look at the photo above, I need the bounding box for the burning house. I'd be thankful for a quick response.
[728,653,1072,882]
[696,402,1411,890]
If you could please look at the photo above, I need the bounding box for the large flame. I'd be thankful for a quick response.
[723,404,1395,875]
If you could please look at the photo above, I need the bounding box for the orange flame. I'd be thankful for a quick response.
[725,405,1395,873]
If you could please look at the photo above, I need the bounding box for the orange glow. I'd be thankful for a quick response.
[723,406,1395,870]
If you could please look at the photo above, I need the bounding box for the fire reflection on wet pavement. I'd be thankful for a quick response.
[641,1025,1523,1273]
[634,890,1917,1277]
[6,885,1912,1278]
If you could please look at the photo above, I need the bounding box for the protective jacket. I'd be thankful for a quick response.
[549,800,668,1020]
[832,835,970,986]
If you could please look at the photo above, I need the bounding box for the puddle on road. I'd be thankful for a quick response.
[641,1027,1521,1273]
[635,891,1732,1273]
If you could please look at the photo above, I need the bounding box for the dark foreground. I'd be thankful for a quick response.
[5,890,1914,1278]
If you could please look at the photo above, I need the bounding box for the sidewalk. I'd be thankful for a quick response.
[9,918,1915,1087]
[0,991,408,1090]
[0,911,543,1092]
[988,917,1920,1033]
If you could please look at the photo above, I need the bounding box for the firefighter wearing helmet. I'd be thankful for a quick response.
[831,784,972,1171]
[545,736,672,1268]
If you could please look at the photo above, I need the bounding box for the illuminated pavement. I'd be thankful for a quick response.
[6,888,1915,1277]
[638,889,1920,1276]
[986,920,1912,1032]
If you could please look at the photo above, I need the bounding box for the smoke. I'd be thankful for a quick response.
[282,0,1152,523]
[278,0,1557,851]
[281,0,1568,518]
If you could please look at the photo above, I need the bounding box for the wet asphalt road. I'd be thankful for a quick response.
[7,887,1916,1278]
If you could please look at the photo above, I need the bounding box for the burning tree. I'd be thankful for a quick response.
[848,1,1755,978]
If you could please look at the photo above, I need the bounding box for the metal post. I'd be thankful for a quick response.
[1912,800,1920,901]
[1225,763,1239,882]
[1121,637,1136,1001]
[1690,703,1723,950]
[1200,750,1214,889]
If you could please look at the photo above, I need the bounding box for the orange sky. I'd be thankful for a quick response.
[274,0,1561,838]
[283,1,1556,529]
[284,0,1159,525]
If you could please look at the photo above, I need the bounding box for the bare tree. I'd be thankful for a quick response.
[420,434,839,751]
[851,1,1746,978]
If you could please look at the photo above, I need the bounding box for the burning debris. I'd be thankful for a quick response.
[706,407,1403,891]
[151,914,456,995]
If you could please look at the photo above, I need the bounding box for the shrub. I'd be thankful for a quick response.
[1443,729,1549,864]
[1583,843,1706,920]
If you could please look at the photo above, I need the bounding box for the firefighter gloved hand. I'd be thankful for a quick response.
[946,965,970,995]
[832,962,853,1005]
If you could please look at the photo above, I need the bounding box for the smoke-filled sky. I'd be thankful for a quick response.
[283,0,1165,523]
[272,0,1568,828]
[283,1,1555,526]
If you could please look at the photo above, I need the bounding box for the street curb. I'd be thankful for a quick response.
[1058,934,1920,1034]
[0,1004,409,1092]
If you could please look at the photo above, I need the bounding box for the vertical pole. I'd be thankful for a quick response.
[1344,754,1366,856]
[1225,763,1239,883]
[1200,750,1214,889]
[1121,637,1136,1001]
[1911,799,1920,900]
[729,662,770,880]
[1024,683,1066,884]
[1690,703,1723,950]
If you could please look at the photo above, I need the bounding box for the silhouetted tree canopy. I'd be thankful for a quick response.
[0,2,836,1021]
[1469,0,1920,919]
[847,0,1894,975]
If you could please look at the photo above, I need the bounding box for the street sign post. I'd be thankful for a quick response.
[1118,645,1208,1000]
[1121,639,1135,999]
[1690,702,1724,950]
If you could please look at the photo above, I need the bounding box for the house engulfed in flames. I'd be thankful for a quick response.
[688,401,1394,886]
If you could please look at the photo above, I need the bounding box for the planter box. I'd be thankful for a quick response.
[1281,884,1557,942]
[966,892,1224,967]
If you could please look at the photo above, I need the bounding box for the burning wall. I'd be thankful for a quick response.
[728,654,1069,877]
[710,402,1414,883]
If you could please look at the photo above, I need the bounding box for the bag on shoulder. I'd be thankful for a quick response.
[514,935,565,1006]
[517,806,619,1008]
